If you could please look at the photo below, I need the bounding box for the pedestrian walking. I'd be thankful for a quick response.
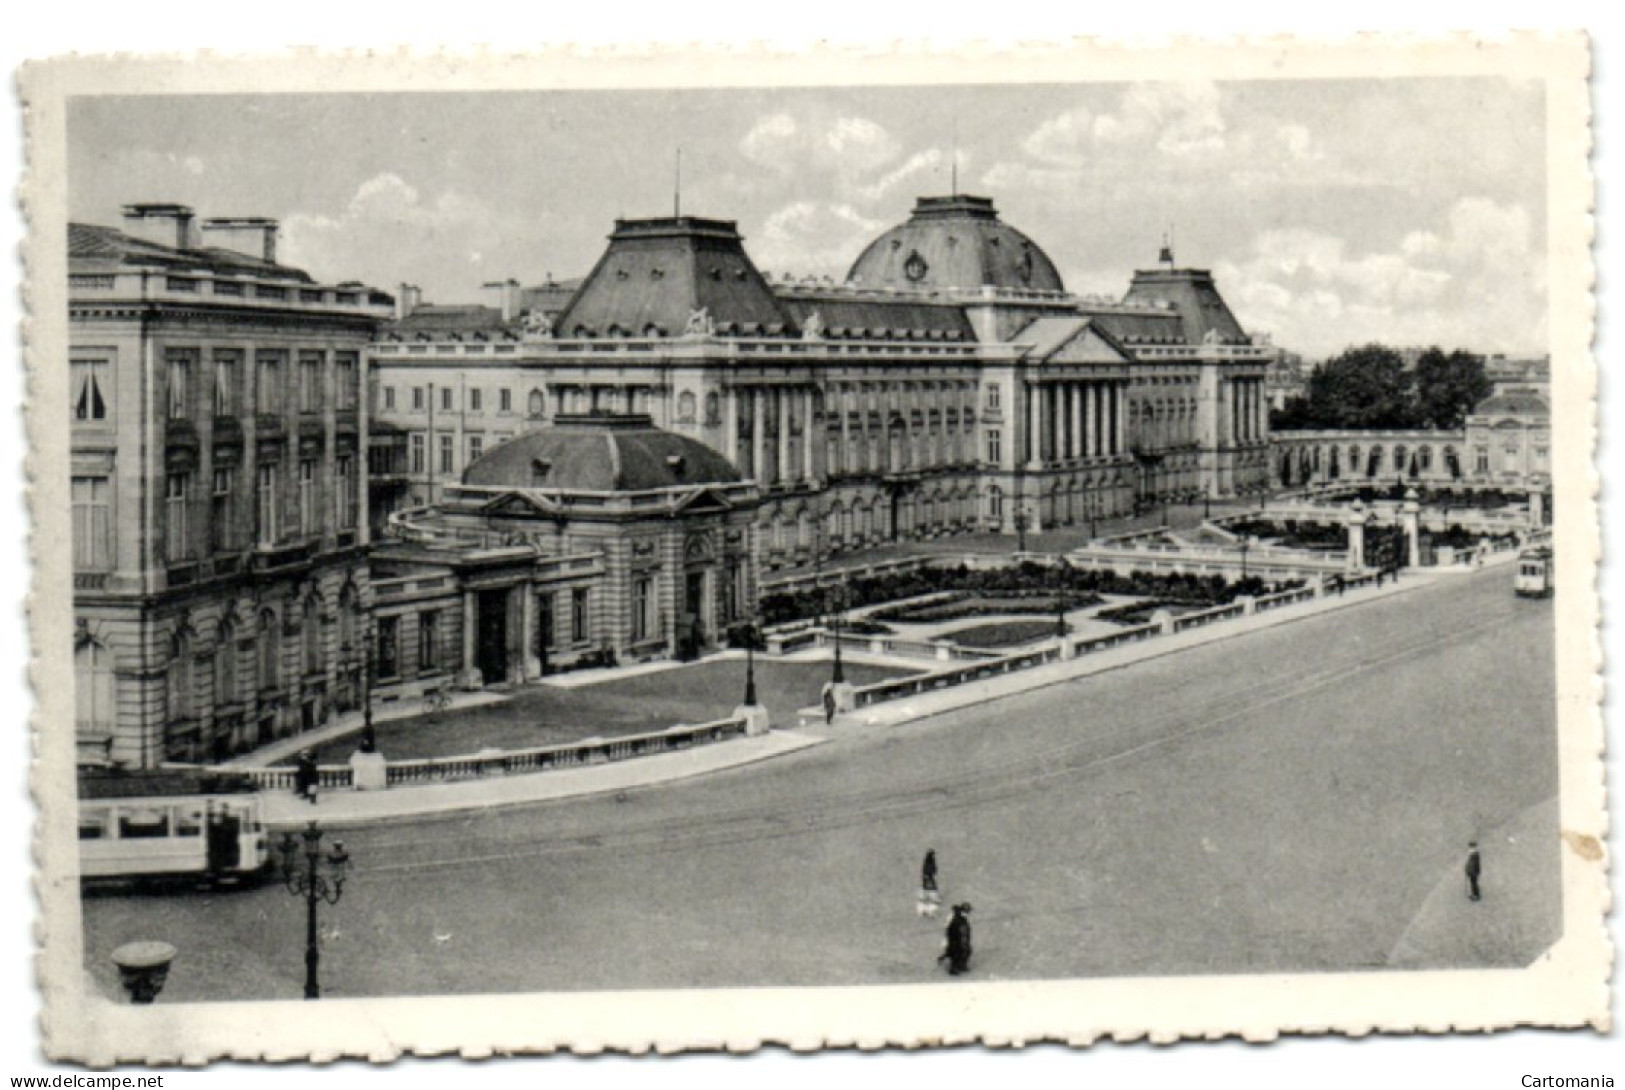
[293,749,319,806]
[1466,841,1482,901]
[821,681,837,725]
[916,849,941,918]
[937,903,973,975]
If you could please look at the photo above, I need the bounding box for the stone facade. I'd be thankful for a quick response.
[371,196,1276,567]
[69,205,392,767]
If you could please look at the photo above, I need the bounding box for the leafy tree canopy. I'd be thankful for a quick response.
[1269,343,1490,431]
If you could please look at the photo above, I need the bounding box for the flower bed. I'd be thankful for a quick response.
[1095,600,1207,626]
[941,619,1069,649]
[869,590,1102,625]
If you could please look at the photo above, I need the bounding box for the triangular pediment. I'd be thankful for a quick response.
[479,490,559,517]
[1016,317,1132,365]
[673,487,735,514]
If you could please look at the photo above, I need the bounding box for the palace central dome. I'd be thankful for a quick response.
[846,195,1065,294]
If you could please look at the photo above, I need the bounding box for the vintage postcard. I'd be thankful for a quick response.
[20,34,1606,1064]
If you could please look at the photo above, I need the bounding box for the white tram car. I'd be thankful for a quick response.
[78,769,269,882]
[1513,545,1554,599]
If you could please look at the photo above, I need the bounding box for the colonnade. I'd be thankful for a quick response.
[727,385,820,486]
[1229,377,1266,444]
[1025,380,1123,466]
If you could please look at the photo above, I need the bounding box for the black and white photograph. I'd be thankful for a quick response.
[13,29,1608,1070]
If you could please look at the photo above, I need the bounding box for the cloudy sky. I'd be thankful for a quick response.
[68,79,1546,359]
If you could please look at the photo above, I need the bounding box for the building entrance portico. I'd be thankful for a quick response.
[476,587,510,685]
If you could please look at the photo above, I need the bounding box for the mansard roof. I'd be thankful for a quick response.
[68,222,316,283]
[463,413,743,493]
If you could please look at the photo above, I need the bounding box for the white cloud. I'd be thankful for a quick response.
[1023,82,1225,168]
[750,201,887,278]
[739,113,800,172]
[280,173,523,297]
[855,149,945,202]
[1216,197,1545,358]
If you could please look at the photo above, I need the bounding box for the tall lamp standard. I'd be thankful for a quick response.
[1203,486,1212,521]
[359,611,376,754]
[741,615,760,707]
[1238,537,1252,582]
[1013,505,1030,554]
[828,583,846,685]
[278,822,351,1000]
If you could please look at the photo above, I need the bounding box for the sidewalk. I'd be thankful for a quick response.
[261,728,825,830]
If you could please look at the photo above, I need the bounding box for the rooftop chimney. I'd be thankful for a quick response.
[121,203,198,251]
[396,283,422,320]
[201,217,279,264]
[483,278,521,322]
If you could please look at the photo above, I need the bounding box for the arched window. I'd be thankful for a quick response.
[167,632,192,723]
[74,638,116,742]
[214,620,237,705]
[527,388,546,419]
[826,504,843,546]
[704,392,720,426]
[337,587,357,655]
[258,610,279,693]
[677,391,697,423]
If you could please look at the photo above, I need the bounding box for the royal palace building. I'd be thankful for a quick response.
[69,204,393,767]
[370,194,1278,575]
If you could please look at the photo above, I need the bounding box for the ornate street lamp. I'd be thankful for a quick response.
[1238,537,1252,582]
[359,611,376,754]
[1013,506,1030,553]
[1054,595,1069,639]
[278,821,351,1000]
[1203,486,1212,521]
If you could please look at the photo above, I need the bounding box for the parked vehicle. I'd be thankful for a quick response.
[1514,545,1554,598]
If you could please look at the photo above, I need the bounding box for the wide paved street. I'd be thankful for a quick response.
[81,567,1559,1001]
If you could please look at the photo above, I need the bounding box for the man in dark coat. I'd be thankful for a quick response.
[293,750,319,805]
[938,903,973,975]
[1466,841,1482,901]
[921,849,938,893]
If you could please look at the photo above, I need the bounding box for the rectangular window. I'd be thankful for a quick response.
[335,456,356,530]
[410,433,426,474]
[165,473,190,562]
[256,463,279,545]
[72,360,110,422]
[71,477,112,570]
[376,616,400,679]
[571,588,590,642]
[335,353,358,411]
[499,388,512,414]
[987,429,1002,463]
[167,352,192,420]
[418,611,439,671]
[1475,446,1490,475]
[439,434,454,475]
[469,388,483,413]
[987,385,1000,410]
[255,352,283,416]
[211,468,235,552]
[383,386,397,411]
[632,577,652,642]
[213,352,238,417]
[412,386,424,411]
[1503,445,1519,473]
[298,460,317,535]
[467,435,483,464]
[1534,446,1549,470]
[441,387,453,412]
[298,352,322,414]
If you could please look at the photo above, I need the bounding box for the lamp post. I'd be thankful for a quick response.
[1238,537,1251,582]
[360,610,376,754]
[741,616,760,707]
[278,821,351,1000]
[829,584,846,685]
[1054,595,1069,639]
[1203,486,1211,521]
[1013,505,1029,554]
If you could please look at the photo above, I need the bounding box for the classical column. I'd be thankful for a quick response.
[1090,383,1103,457]
[803,388,817,482]
[838,386,851,475]
[461,590,477,682]
[1070,383,1084,460]
[776,388,792,484]
[751,387,765,485]
[1111,384,1122,454]
[1027,382,1043,467]
[724,386,740,467]
[520,584,537,680]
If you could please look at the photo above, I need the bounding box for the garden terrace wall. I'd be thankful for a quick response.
[188,715,753,793]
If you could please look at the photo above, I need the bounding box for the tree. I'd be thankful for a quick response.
[1413,347,1492,429]
[1298,345,1418,429]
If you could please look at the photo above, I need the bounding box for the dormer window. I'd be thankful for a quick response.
[530,458,551,484]
[666,454,687,479]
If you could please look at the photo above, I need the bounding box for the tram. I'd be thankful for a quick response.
[1513,544,1554,599]
[77,768,269,882]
